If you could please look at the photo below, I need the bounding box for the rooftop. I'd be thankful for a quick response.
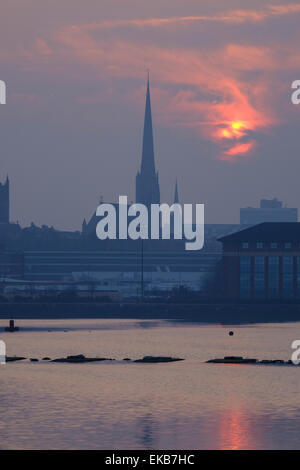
[218,222,300,242]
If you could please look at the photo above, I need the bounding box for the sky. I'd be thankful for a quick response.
[0,0,300,229]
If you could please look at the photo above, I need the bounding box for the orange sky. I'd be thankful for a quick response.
[2,2,298,160]
[0,0,300,227]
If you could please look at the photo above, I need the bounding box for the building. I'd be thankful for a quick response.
[22,224,241,296]
[135,75,160,207]
[83,76,174,237]
[0,250,24,279]
[0,175,9,224]
[23,249,221,296]
[1,280,122,302]
[219,222,300,300]
[240,198,297,225]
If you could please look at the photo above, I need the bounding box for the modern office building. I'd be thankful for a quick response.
[219,222,300,300]
[240,199,297,225]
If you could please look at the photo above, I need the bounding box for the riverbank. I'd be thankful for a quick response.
[0,301,299,323]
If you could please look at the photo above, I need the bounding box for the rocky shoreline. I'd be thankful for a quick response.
[4,354,300,365]
[206,356,300,366]
[5,354,184,364]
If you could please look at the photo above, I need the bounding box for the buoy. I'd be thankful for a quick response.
[229,331,234,336]
[4,319,19,332]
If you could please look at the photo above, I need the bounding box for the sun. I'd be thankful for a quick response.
[219,121,247,139]
[231,121,245,130]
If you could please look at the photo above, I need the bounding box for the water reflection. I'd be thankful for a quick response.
[0,319,299,449]
[218,407,254,450]
[137,414,156,448]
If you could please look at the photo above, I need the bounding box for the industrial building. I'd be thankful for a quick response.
[219,222,300,300]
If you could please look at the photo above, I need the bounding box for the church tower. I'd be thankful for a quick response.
[0,175,9,224]
[136,76,160,207]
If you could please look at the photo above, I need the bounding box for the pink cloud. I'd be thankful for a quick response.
[4,2,299,161]
[221,141,256,162]
[35,38,52,56]
[48,22,292,159]
[63,3,300,31]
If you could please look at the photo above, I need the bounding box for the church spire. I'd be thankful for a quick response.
[140,73,156,175]
[174,179,179,204]
[136,74,160,206]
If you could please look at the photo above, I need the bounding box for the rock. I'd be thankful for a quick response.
[134,356,184,363]
[51,354,113,363]
[6,356,26,362]
[30,358,39,362]
[42,357,51,361]
[224,356,243,361]
[123,358,131,361]
[207,356,257,364]
[208,357,298,366]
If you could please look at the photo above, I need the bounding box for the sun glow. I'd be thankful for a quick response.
[215,119,256,159]
[218,121,249,140]
[231,121,245,130]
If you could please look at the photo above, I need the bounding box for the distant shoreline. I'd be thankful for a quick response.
[0,302,299,324]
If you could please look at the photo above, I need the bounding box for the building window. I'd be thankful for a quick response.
[268,257,279,299]
[270,242,277,249]
[256,242,263,249]
[240,256,251,299]
[242,242,249,249]
[282,256,294,298]
[284,242,292,249]
[254,256,265,298]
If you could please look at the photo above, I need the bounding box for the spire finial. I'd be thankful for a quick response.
[174,179,179,204]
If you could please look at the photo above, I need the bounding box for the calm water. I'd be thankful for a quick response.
[0,318,299,450]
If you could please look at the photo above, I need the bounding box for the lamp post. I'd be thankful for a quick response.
[141,237,144,300]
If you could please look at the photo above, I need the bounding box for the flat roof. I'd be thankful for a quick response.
[218,222,300,242]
